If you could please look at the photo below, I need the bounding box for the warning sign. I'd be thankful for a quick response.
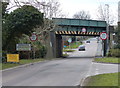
[7,54,19,62]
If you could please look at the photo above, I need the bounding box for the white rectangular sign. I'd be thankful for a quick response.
[16,44,31,51]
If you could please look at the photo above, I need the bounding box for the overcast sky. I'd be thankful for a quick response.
[7,0,119,25]
[59,0,119,25]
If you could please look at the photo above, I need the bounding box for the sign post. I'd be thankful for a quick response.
[100,32,108,57]
[68,38,72,49]
[29,33,38,59]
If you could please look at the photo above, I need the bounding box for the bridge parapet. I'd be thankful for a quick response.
[53,18,107,28]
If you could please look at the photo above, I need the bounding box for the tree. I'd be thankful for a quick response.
[2,1,9,52]
[114,23,120,49]
[97,4,114,24]
[10,0,65,42]
[2,2,9,18]
[73,10,91,20]
[3,5,44,52]
[15,0,65,18]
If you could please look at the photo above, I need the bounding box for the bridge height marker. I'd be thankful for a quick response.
[82,28,86,33]
[29,33,38,59]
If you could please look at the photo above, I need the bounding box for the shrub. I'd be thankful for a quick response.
[114,44,120,49]
[2,51,7,63]
[19,51,30,59]
[108,49,120,57]
[35,46,47,58]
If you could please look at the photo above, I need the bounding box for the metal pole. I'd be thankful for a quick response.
[33,46,35,59]
[69,42,70,49]
[102,40,104,57]
[105,4,109,54]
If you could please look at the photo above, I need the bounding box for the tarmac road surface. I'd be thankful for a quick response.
[2,38,119,86]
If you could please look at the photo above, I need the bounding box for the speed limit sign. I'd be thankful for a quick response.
[100,32,108,40]
[29,33,38,41]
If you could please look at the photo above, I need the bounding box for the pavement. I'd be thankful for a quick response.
[95,39,103,57]
[1,38,119,86]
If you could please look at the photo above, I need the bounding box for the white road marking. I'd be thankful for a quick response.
[93,63,119,65]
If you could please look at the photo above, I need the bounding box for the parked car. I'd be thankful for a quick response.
[86,40,90,43]
[78,45,85,51]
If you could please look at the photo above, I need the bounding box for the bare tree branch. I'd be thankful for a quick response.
[73,10,91,20]
[97,4,114,24]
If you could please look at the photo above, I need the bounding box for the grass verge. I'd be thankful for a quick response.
[84,72,119,87]
[94,57,120,64]
[63,49,75,52]
[64,42,82,49]
[63,53,69,57]
[1,58,45,70]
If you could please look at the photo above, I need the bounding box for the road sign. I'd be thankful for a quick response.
[7,54,19,63]
[68,38,72,43]
[16,44,31,51]
[100,32,108,40]
[29,33,38,41]
[82,28,86,32]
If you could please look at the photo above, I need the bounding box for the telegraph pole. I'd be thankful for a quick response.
[105,4,109,54]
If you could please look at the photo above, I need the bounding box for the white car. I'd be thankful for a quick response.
[78,45,85,51]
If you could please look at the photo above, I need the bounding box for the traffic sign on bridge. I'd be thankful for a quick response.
[82,28,86,32]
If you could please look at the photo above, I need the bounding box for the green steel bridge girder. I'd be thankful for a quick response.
[52,18,107,32]
[55,26,105,32]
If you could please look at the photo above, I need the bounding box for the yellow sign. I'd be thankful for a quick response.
[7,54,19,62]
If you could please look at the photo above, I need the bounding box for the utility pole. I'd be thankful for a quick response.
[105,4,109,54]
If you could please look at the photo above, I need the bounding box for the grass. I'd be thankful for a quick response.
[1,58,45,70]
[94,57,120,64]
[64,42,82,49]
[63,53,69,57]
[0,63,1,70]
[85,72,119,87]
[63,49,75,52]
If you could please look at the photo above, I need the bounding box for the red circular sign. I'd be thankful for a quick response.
[100,32,108,40]
[82,28,86,32]
[29,33,38,41]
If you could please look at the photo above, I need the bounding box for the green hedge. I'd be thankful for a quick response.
[35,46,47,58]
[2,45,47,63]
[2,51,7,62]
[108,49,120,57]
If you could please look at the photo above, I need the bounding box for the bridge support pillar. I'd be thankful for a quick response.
[45,31,56,58]
[56,35,63,58]
[45,31,63,58]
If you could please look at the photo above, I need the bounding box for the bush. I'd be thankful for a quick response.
[35,46,47,58]
[108,49,120,57]
[2,51,7,63]
[114,44,120,49]
[19,51,30,59]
